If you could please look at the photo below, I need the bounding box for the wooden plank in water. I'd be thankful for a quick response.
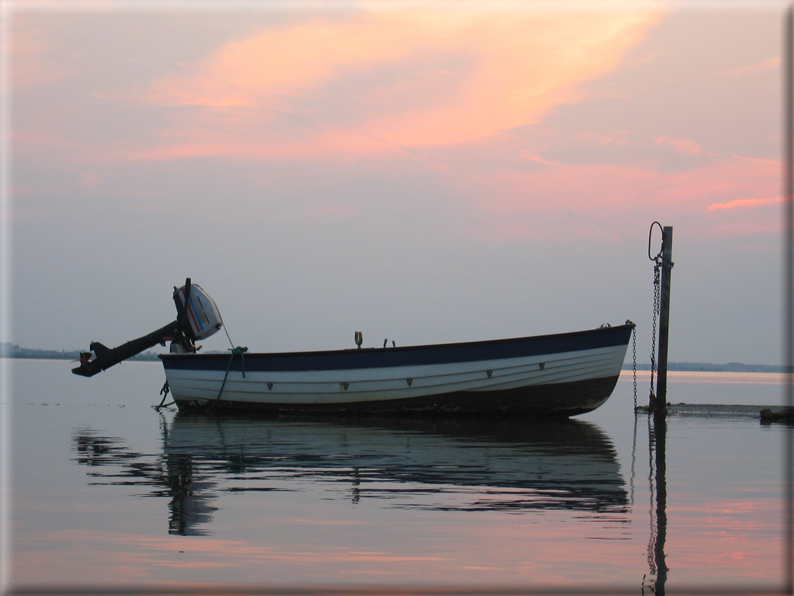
[636,403,792,421]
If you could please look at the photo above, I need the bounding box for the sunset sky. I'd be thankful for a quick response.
[2,0,789,368]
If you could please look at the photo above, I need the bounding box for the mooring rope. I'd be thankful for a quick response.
[154,380,173,410]
[213,346,248,405]
[223,323,236,351]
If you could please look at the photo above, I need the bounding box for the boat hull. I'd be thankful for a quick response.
[161,323,633,417]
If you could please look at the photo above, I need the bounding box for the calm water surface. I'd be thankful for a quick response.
[4,359,791,593]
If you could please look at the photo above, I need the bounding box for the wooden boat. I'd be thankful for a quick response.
[72,279,634,416]
[161,324,633,416]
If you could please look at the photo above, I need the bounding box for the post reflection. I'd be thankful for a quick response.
[642,411,669,595]
[73,414,629,536]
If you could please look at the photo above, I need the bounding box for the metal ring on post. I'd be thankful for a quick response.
[648,221,664,262]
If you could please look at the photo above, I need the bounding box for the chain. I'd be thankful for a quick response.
[649,260,661,400]
[632,326,638,409]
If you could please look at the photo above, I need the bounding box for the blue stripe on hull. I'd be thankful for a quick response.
[161,324,633,373]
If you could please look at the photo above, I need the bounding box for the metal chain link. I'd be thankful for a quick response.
[632,326,638,409]
[649,260,661,400]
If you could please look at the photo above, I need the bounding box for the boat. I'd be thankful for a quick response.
[161,325,633,415]
[72,278,634,416]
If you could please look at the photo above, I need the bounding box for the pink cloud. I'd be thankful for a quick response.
[137,4,663,159]
[519,151,562,167]
[708,197,783,210]
[7,21,82,88]
[724,57,780,78]
[80,171,99,189]
[304,206,356,219]
[654,136,705,156]
[455,151,781,242]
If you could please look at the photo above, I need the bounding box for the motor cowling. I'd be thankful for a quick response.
[173,281,223,341]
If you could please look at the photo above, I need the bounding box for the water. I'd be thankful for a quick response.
[4,359,791,592]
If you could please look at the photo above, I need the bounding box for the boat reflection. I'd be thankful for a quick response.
[74,430,219,536]
[74,414,628,536]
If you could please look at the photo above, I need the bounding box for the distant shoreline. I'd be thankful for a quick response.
[622,362,792,373]
[0,342,162,361]
[1,342,790,373]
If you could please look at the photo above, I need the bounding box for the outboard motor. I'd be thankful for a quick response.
[72,278,222,377]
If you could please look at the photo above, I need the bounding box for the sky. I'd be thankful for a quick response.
[1,0,789,366]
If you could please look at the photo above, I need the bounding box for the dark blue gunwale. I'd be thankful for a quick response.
[160,323,634,373]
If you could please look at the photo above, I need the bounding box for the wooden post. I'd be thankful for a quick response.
[655,226,673,413]
[647,224,673,590]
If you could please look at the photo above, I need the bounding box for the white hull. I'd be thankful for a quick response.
[161,321,634,417]
[166,344,623,405]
